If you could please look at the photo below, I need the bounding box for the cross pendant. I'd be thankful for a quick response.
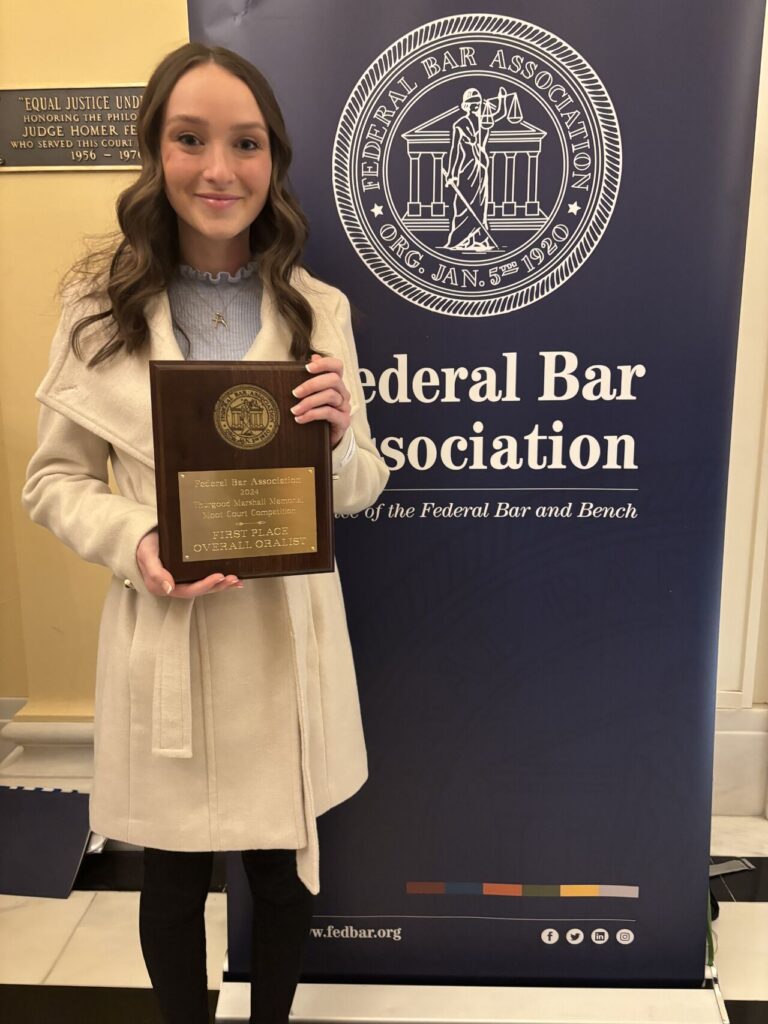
[211,312,228,328]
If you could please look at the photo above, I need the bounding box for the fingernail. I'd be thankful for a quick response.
[290,404,300,413]
[305,363,315,371]
[163,581,174,595]
[235,582,244,589]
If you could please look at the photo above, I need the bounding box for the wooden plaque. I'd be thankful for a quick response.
[150,361,334,582]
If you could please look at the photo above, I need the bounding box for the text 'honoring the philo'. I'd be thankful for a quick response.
[359,351,645,473]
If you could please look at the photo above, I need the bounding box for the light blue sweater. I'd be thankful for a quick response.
[168,259,262,361]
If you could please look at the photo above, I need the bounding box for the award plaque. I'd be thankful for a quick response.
[150,361,334,581]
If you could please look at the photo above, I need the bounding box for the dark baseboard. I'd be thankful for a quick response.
[0,985,219,1024]
[72,850,227,893]
[710,857,768,903]
[725,1001,768,1024]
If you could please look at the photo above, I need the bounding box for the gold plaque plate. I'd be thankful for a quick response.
[179,467,317,563]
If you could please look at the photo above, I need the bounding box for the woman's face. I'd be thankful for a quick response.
[160,62,272,266]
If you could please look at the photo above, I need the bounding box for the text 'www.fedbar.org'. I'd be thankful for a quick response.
[310,924,403,941]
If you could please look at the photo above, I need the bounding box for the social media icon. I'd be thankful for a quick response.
[566,928,584,944]
[591,928,609,944]
[541,928,560,944]
[616,929,635,945]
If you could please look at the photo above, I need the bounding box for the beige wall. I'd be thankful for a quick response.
[0,0,188,715]
[1,3,766,718]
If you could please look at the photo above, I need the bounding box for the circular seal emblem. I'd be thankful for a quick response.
[213,385,280,450]
[333,14,621,316]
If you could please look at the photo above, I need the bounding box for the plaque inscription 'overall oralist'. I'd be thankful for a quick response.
[150,361,334,582]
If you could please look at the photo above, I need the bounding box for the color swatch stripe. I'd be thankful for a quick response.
[445,882,484,895]
[406,882,445,894]
[561,885,600,897]
[482,882,523,896]
[407,881,639,898]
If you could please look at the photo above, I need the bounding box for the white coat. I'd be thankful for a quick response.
[22,272,389,893]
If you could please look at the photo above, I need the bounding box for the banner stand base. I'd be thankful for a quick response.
[215,965,728,1023]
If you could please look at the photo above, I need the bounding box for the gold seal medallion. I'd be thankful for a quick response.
[213,384,280,450]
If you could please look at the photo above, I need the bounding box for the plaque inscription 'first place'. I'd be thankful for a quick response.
[178,467,317,562]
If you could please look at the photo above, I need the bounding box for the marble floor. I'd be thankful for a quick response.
[0,814,766,1022]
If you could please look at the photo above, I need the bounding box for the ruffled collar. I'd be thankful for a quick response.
[178,257,259,284]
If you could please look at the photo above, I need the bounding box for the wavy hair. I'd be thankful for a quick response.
[66,43,314,366]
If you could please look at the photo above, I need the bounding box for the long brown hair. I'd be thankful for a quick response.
[66,43,314,366]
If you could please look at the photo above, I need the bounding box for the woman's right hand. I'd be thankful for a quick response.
[136,529,242,598]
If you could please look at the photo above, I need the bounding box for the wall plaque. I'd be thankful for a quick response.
[0,87,144,171]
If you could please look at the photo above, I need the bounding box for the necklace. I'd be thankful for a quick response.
[177,260,259,329]
[188,283,242,329]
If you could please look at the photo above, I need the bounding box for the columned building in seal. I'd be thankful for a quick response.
[401,92,548,235]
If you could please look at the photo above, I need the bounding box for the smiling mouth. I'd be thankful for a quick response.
[196,194,242,207]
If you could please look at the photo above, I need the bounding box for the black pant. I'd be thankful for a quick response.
[139,847,313,1024]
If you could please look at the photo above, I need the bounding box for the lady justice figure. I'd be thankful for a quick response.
[444,86,511,252]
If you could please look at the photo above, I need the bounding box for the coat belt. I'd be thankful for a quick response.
[151,598,195,758]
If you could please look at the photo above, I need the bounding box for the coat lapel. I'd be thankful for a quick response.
[37,281,292,470]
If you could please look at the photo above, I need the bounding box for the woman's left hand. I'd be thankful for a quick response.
[291,353,351,449]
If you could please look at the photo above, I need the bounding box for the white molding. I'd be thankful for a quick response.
[0,697,27,765]
[0,720,93,790]
[741,385,768,706]
[713,708,768,816]
[717,9,768,709]
[713,691,744,710]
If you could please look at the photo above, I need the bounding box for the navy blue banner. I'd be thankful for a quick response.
[190,0,765,985]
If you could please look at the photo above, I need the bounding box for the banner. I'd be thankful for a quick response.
[189,0,765,985]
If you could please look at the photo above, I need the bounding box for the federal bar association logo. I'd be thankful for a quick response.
[333,14,621,316]
[214,385,279,450]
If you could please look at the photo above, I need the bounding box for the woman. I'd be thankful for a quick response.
[22,42,388,1024]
